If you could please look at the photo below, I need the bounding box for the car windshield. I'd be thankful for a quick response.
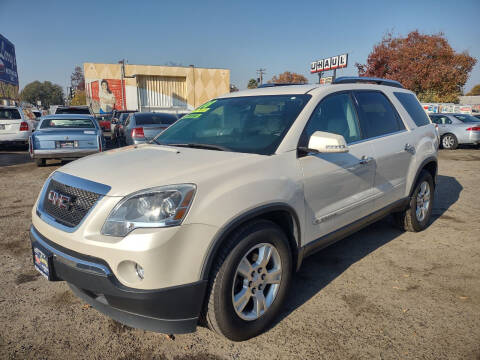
[453,114,480,123]
[0,108,21,120]
[154,95,311,155]
[136,113,177,125]
[56,107,91,114]
[40,118,95,129]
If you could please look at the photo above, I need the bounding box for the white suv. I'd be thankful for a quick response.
[0,106,35,146]
[30,77,438,341]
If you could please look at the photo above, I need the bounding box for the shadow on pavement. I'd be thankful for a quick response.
[0,149,32,167]
[274,174,463,328]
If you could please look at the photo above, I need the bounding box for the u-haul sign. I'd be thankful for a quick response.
[311,53,348,74]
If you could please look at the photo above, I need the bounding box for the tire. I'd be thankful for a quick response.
[204,220,293,341]
[441,133,458,150]
[394,170,434,232]
[35,158,45,167]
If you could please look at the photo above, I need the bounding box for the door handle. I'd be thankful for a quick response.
[404,143,415,154]
[359,156,374,165]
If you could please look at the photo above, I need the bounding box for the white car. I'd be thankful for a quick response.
[0,106,35,147]
[30,77,438,341]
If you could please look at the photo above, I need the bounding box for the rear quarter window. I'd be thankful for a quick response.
[394,92,431,127]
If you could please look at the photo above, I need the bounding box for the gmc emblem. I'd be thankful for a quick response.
[47,190,71,209]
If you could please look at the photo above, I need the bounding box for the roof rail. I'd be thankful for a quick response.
[332,76,404,89]
[258,83,308,88]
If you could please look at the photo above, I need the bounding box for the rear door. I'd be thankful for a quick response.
[353,90,413,210]
[299,91,377,242]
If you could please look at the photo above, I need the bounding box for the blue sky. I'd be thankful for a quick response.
[1,0,479,92]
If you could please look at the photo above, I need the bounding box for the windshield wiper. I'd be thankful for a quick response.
[161,143,230,151]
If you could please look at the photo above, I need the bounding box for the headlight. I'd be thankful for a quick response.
[101,184,196,237]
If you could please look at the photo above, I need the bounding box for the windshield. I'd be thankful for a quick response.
[0,108,21,120]
[154,95,311,155]
[40,118,95,129]
[136,113,177,125]
[453,114,480,123]
[56,107,91,115]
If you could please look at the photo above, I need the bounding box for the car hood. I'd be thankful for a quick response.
[58,144,266,196]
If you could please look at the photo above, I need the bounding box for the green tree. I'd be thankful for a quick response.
[70,66,85,92]
[356,31,477,103]
[466,84,480,96]
[247,79,258,89]
[269,71,308,84]
[70,90,86,105]
[20,81,64,107]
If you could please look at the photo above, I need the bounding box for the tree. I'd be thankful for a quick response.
[356,31,477,103]
[247,79,258,89]
[70,90,86,105]
[269,71,308,84]
[230,84,239,92]
[70,66,85,93]
[466,84,480,96]
[20,81,64,107]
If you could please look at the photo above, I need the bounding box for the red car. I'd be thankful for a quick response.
[95,114,113,132]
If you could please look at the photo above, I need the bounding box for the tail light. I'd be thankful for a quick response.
[98,136,103,152]
[131,127,145,138]
[466,126,480,131]
[19,121,29,131]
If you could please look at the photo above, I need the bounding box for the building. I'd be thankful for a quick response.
[0,34,19,106]
[84,62,230,114]
[459,96,480,113]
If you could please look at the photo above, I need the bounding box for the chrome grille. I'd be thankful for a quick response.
[43,179,100,228]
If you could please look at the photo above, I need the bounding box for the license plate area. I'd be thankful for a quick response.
[32,245,53,280]
[56,141,75,149]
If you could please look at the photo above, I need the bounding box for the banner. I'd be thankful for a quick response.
[0,34,18,86]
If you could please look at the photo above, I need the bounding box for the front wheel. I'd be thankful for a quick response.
[204,220,292,341]
[394,170,434,232]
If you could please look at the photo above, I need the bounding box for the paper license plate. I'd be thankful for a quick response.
[33,246,51,279]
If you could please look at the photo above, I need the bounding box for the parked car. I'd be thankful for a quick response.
[121,112,178,145]
[30,77,438,341]
[29,114,105,166]
[95,113,113,132]
[0,106,35,147]
[429,113,480,149]
[54,106,91,115]
[111,110,137,145]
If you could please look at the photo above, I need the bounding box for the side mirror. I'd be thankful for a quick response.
[304,131,349,153]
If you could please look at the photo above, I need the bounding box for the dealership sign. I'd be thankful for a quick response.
[0,34,19,86]
[310,54,348,74]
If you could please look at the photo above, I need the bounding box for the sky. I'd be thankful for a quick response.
[1,0,479,93]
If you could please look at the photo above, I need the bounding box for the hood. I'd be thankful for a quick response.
[58,144,265,196]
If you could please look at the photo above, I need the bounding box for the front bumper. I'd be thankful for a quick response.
[30,225,207,334]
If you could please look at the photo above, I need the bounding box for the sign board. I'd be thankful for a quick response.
[0,34,18,86]
[310,53,348,74]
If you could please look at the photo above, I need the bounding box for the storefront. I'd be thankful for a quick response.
[84,62,230,113]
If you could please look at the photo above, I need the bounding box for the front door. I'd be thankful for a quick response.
[299,92,376,243]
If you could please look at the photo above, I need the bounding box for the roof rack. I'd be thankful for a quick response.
[332,76,404,89]
[258,83,308,88]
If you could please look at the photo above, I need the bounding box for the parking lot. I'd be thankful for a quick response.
[0,147,479,360]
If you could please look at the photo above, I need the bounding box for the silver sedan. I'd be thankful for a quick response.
[429,113,480,150]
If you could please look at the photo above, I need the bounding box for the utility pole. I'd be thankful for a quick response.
[256,68,266,85]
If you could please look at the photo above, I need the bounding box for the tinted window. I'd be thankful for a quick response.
[354,91,405,138]
[429,115,441,124]
[55,107,91,114]
[0,108,21,120]
[453,114,480,123]
[135,113,178,125]
[304,93,361,144]
[155,95,311,155]
[33,111,42,118]
[40,118,95,129]
[394,92,430,126]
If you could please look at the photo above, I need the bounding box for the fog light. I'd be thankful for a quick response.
[135,263,144,280]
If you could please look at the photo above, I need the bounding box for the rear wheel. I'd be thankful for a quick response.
[204,220,292,341]
[35,158,45,167]
[394,170,434,232]
[441,134,458,150]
